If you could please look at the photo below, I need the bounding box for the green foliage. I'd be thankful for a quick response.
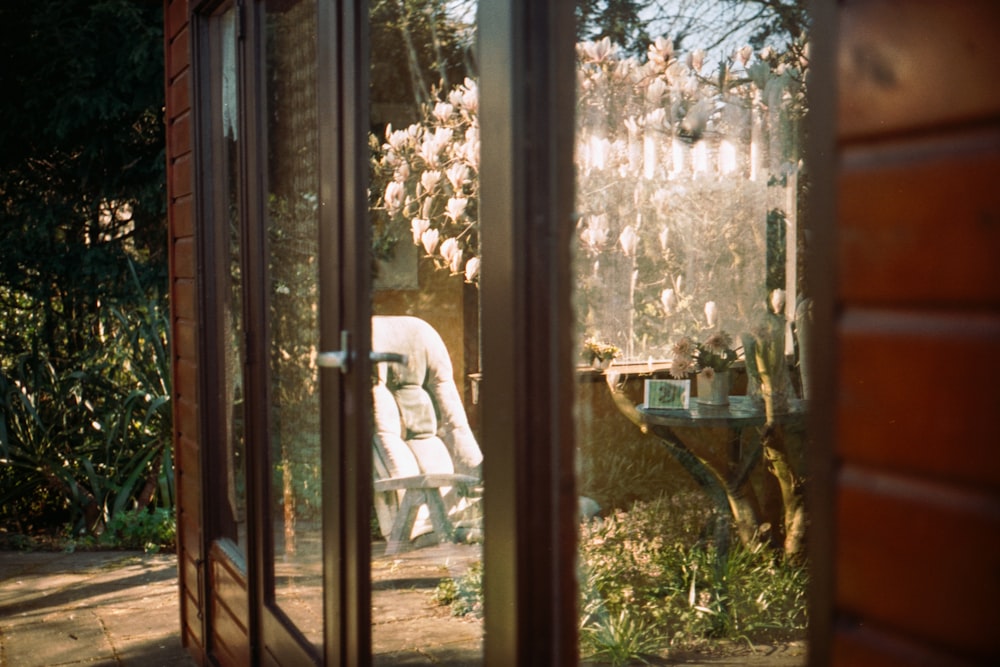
[580,606,665,666]
[0,0,166,366]
[370,0,475,111]
[433,560,483,617]
[0,1,168,541]
[0,267,173,537]
[101,507,176,553]
[432,494,807,663]
[578,496,808,658]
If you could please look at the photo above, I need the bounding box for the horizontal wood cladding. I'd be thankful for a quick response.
[173,277,197,320]
[183,588,204,649]
[174,319,197,364]
[172,194,194,238]
[174,236,196,279]
[166,0,189,56]
[835,465,1000,660]
[171,152,193,199]
[176,358,198,401]
[167,23,190,84]
[838,0,1000,141]
[209,544,251,667]
[832,624,984,667]
[838,129,1000,305]
[170,111,193,163]
[836,308,1000,487]
[167,69,192,129]
[176,396,198,436]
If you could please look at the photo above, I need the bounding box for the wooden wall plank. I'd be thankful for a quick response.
[210,550,249,632]
[167,69,191,127]
[174,236,196,279]
[833,625,983,667]
[170,111,193,163]
[176,397,198,436]
[167,24,190,84]
[173,194,194,238]
[172,152,193,198]
[838,0,1000,140]
[183,589,204,647]
[173,277,196,320]
[839,130,1000,305]
[835,466,1000,659]
[174,319,197,363]
[837,309,1000,486]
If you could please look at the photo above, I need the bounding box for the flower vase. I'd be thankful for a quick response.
[592,357,612,371]
[696,370,730,406]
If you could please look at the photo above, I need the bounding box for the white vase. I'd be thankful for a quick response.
[696,370,730,406]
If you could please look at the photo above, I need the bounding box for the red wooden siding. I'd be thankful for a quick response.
[164,0,205,663]
[831,0,1000,664]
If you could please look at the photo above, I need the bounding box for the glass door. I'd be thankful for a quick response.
[367,1,484,662]
[571,3,812,663]
[197,0,583,663]
[255,0,325,660]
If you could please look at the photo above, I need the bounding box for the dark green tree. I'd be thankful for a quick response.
[0,0,166,365]
[0,0,169,538]
[576,0,651,58]
[370,0,475,116]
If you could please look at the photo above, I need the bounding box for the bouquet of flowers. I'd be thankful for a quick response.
[668,331,739,380]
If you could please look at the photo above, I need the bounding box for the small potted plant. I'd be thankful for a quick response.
[582,338,620,371]
[668,331,739,405]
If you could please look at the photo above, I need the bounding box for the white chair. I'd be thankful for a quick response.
[371,316,483,554]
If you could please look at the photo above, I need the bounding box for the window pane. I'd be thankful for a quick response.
[368,1,483,662]
[211,4,247,549]
[265,0,323,651]
[574,3,811,663]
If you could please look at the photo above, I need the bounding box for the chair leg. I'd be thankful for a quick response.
[385,490,422,555]
[383,488,454,555]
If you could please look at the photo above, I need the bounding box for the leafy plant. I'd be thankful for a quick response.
[0,264,172,538]
[432,560,483,617]
[102,507,176,553]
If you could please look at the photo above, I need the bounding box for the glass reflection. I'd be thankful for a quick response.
[265,0,323,652]
[368,1,483,663]
[573,3,810,663]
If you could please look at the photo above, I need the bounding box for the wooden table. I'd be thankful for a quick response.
[610,387,808,558]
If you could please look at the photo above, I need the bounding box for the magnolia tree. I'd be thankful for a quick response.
[370,77,481,282]
[370,35,805,362]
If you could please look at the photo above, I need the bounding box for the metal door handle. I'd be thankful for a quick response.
[318,330,408,373]
[370,351,407,364]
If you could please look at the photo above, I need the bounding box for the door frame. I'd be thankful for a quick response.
[478,1,580,664]
[317,0,372,664]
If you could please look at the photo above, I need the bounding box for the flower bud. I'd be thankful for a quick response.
[705,301,718,328]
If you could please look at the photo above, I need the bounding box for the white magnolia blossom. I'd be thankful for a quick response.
[420,228,440,256]
[581,214,609,253]
[439,237,460,264]
[705,301,718,328]
[411,218,430,245]
[384,181,405,215]
[619,225,639,257]
[771,288,786,315]
[647,37,673,68]
[661,288,676,314]
[432,102,454,123]
[445,197,468,221]
[448,247,464,274]
[464,256,480,282]
[420,170,442,193]
[658,227,670,252]
[446,163,469,191]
